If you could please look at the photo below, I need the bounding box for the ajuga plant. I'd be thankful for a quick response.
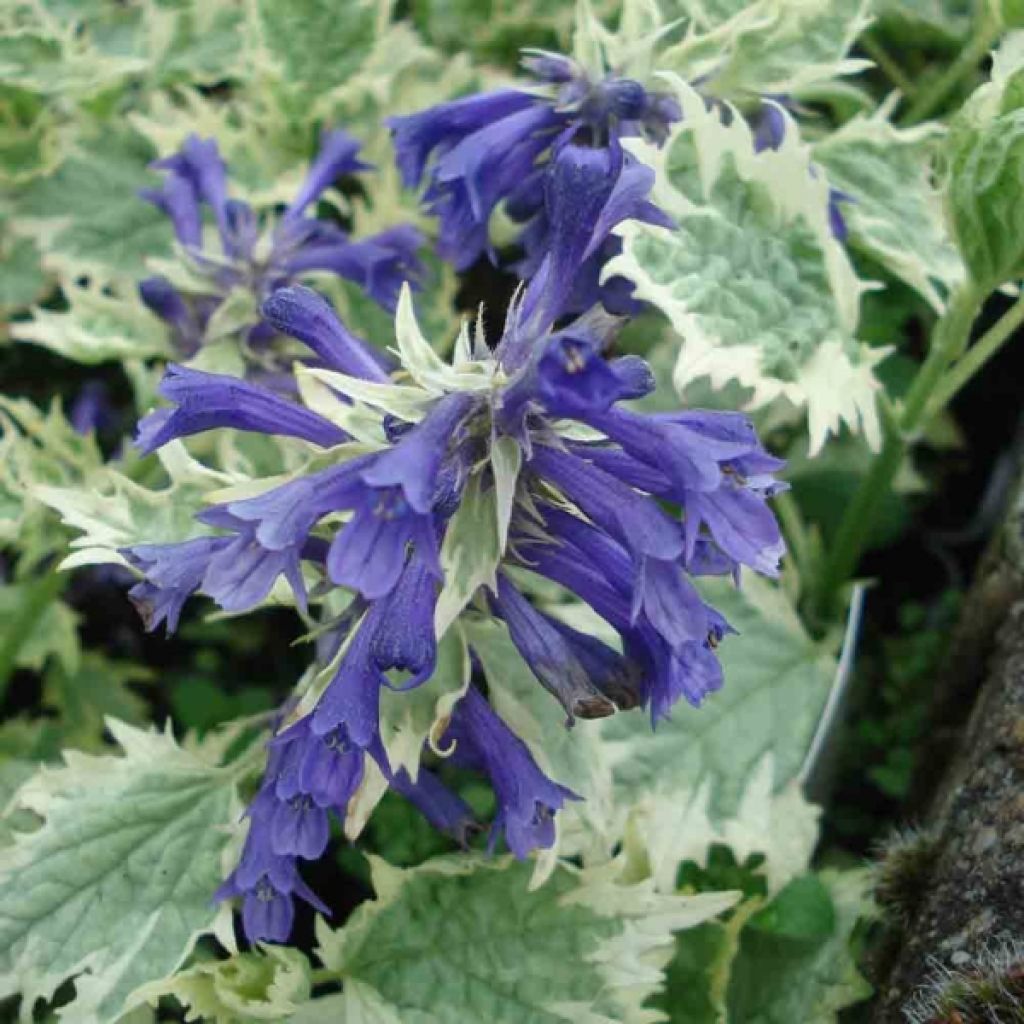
[5,0,1024,1020]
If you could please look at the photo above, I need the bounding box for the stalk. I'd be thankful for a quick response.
[810,285,984,620]
[901,13,1001,126]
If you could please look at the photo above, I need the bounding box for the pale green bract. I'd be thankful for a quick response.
[307,854,739,1023]
[377,629,470,782]
[433,472,503,635]
[0,719,240,1024]
[607,76,884,454]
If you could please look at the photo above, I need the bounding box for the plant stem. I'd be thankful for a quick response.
[0,569,66,702]
[774,489,813,584]
[861,33,917,98]
[901,14,1001,125]
[810,285,984,621]
[925,293,1024,418]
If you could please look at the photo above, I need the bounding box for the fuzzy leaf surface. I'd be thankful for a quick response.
[0,720,238,1023]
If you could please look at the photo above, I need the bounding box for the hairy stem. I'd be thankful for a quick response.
[925,294,1024,418]
[861,33,917,98]
[810,285,985,621]
[901,14,1001,125]
[774,489,814,587]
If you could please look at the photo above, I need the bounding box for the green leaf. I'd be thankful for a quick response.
[14,281,171,364]
[12,126,172,284]
[0,228,48,316]
[872,0,972,45]
[606,576,834,819]
[411,0,573,67]
[604,575,833,891]
[0,28,144,100]
[947,34,1024,290]
[313,854,738,1023]
[0,578,78,682]
[724,869,874,1022]
[813,112,964,311]
[660,0,872,100]
[134,945,312,1023]
[0,396,106,568]
[35,441,236,570]
[651,922,728,1024]
[433,472,501,636]
[42,652,154,752]
[610,78,883,455]
[745,874,836,941]
[0,719,239,1023]
[0,766,39,852]
[255,0,382,93]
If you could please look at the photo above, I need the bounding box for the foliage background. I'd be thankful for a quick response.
[2,0,1024,1021]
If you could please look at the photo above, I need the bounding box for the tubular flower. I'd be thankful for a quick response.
[137,131,424,363]
[388,45,678,313]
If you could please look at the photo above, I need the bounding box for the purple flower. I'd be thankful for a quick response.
[384,763,477,844]
[152,135,230,242]
[583,407,786,576]
[69,381,114,436]
[512,511,728,721]
[135,364,348,454]
[310,606,387,748]
[214,718,363,944]
[261,285,392,381]
[139,130,424,367]
[389,47,679,309]
[509,145,673,345]
[370,550,440,687]
[443,686,578,858]
[360,393,476,513]
[123,537,230,633]
[490,573,617,721]
[528,445,683,564]
[214,846,326,944]
[283,129,369,222]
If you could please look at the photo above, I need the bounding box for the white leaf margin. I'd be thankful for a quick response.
[607,74,886,453]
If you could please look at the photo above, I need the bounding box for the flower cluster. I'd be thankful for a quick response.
[139,130,423,369]
[123,44,785,945]
[389,48,679,317]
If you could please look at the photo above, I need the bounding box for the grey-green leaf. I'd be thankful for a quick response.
[604,576,836,821]
[0,720,238,1023]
